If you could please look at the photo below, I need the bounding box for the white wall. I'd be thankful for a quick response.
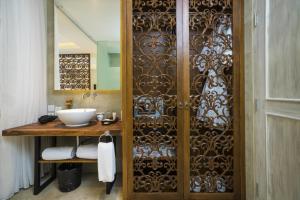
[54,6,97,90]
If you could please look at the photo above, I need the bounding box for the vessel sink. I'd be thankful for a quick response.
[57,108,96,127]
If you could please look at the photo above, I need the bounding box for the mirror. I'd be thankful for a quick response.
[53,0,120,91]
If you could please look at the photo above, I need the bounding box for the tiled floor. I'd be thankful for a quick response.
[11,173,122,200]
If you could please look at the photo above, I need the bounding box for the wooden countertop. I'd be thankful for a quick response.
[2,120,122,136]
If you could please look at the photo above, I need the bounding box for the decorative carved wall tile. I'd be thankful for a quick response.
[59,54,91,90]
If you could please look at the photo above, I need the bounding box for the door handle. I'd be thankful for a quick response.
[184,101,191,109]
[178,101,184,109]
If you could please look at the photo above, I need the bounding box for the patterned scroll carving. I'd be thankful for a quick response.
[133,0,176,12]
[189,0,234,193]
[132,0,178,193]
[59,54,90,90]
[189,0,231,11]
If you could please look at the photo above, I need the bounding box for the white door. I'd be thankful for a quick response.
[252,0,300,200]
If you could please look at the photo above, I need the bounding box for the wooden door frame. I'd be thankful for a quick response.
[121,0,245,199]
[121,0,128,199]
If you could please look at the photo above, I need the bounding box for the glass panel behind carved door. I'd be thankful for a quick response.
[132,0,178,193]
[189,0,234,193]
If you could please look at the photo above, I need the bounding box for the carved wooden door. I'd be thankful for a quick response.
[124,0,243,199]
[184,0,243,199]
[125,0,183,199]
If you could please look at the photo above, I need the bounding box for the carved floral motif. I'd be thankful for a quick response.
[132,0,178,192]
[189,0,234,193]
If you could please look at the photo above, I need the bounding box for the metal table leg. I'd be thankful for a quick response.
[33,136,56,195]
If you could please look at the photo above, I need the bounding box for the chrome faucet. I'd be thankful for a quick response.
[82,92,90,100]
[82,91,98,100]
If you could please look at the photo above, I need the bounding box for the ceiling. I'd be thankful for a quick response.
[55,0,120,42]
[56,7,97,54]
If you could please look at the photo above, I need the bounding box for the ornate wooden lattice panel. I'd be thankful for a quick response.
[189,0,234,193]
[59,54,90,90]
[132,0,178,193]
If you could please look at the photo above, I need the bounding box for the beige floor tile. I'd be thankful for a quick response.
[11,173,122,200]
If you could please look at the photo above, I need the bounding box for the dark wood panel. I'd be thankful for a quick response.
[2,120,122,136]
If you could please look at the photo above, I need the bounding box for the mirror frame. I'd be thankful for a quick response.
[47,0,121,95]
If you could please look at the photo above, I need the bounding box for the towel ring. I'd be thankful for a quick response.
[99,131,113,143]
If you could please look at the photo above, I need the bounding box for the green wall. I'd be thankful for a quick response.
[97,41,120,90]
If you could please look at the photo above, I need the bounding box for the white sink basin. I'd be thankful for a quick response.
[57,108,96,127]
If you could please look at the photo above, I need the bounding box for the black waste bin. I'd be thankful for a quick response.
[57,163,82,192]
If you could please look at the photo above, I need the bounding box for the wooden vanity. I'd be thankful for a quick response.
[2,120,122,195]
[2,119,122,137]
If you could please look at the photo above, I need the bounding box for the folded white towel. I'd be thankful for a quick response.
[42,146,75,160]
[98,141,116,182]
[76,144,98,159]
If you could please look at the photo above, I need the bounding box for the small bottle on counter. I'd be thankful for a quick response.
[47,105,55,116]
[112,112,117,120]
[96,112,105,121]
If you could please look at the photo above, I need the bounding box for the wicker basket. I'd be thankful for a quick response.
[57,163,82,192]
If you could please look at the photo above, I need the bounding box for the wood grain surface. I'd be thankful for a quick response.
[2,120,122,136]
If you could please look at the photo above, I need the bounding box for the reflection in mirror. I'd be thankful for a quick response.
[54,0,120,91]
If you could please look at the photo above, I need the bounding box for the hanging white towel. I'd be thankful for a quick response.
[98,141,116,182]
[76,144,98,159]
[196,17,232,129]
[42,146,75,160]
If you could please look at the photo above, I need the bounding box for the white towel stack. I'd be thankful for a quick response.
[42,146,75,160]
[97,141,116,182]
[76,144,98,159]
